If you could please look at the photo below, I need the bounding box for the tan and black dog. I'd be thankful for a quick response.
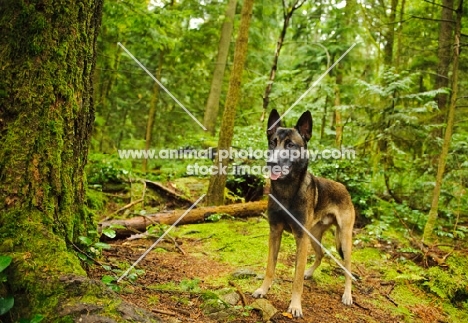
[252,109,355,318]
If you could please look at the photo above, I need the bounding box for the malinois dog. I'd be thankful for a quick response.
[252,109,355,318]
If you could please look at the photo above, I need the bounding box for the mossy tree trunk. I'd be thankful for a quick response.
[334,72,343,148]
[383,0,398,66]
[422,0,463,244]
[0,1,159,321]
[143,51,164,173]
[203,0,237,135]
[434,0,455,134]
[206,0,254,206]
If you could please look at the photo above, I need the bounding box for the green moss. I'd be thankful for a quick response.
[441,301,468,322]
[176,217,296,268]
[86,188,107,213]
[352,246,385,266]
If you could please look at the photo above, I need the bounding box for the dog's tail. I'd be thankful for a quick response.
[335,228,344,260]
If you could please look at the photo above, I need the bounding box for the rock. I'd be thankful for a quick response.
[76,315,117,323]
[165,318,181,323]
[220,291,240,306]
[203,299,229,314]
[251,298,278,322]
[231,268,257,278]
[206,308,238,321]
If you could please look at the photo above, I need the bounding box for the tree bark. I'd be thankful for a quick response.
[395,0,406,70]
[100,200,267,238]
[0,1,159,321]
[206,0,254,206]
[203,0,237,135]
[320,95,328,142]
[143,51,164,173]
[334,73,343,148]
[423,0,462,244]
[383,0,398,66]
[435,0,455,128]
[97,46,121,152]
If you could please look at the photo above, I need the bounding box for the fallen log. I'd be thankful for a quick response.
[145,180,194,206]
[99,200,267,239]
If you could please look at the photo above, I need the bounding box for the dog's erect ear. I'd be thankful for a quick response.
[295,111,313,142]
[267,109,282,138]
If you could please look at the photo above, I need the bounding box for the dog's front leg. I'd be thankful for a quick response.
[289,234,308,318]
[252,223,283,298]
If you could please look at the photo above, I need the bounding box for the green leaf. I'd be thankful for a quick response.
[0,256,12,272]
[101,275,116,284]
[77,253,88,261]
[0,296,14,315]
[19,314,44,323]
[78,236,92,246]
[102,228,116,239]
[30,315,45,323]
[93,242,111,250]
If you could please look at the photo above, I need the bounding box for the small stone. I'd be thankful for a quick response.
[231,268,257,278]
[206,308,237,321]
[220,292,240,306]
[251,298,278,321]
[203,299,228,314]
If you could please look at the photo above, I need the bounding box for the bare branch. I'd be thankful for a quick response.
[293,0,307,10]
[422,0,456,11]
[411,15,455,23]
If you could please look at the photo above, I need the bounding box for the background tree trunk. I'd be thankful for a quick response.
[334,73,343,147]
[422,0,462,244]
[383,0,398,66]
[435,0,455,129]
[203,0,237,135]
[143,51,164,173]
[206,0,255,206]
[394,0,406,70]
[0,1,159,321]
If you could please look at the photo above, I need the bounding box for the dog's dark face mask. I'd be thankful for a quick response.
[266,109,313,181]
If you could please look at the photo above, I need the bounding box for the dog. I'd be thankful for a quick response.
[252,109,355,318]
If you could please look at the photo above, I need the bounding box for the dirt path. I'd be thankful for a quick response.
[89,235,404,322]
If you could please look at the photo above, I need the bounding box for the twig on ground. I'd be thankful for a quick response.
[384,294,398,307]
[104,198,144,220]
[169,307,192,317]
[353,300,370,310]
[229,281,247,306]
[168,235,186,255]
[69,241,109,268]
[152,308,177,316]
[194,234,214,242]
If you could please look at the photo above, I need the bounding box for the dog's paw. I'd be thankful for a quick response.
[287,302,303,318]
[304,268,313,280]
[342,292,353,306]
[252,287,267,298]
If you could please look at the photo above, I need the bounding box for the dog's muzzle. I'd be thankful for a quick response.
[267,150,284,180]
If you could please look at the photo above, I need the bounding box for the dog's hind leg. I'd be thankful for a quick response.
[304,223,327,279]
[252,223,283,298]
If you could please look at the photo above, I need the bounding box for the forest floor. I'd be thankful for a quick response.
[88,216,468,323]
